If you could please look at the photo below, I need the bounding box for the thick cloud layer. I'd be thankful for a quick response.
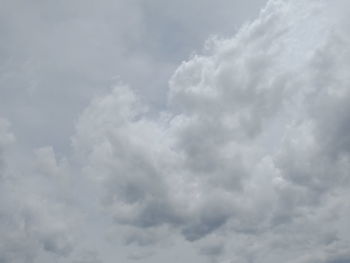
[1,0,350,262]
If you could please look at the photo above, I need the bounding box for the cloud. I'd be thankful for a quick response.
[0,120,70,262]
[0,119,97,263]
[70,0,350,261]
[1,0,350,262]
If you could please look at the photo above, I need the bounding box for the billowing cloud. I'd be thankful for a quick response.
[70,0,350,262]
[1,0,350,262]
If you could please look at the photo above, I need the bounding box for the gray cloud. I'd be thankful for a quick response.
[1,0,350,262]
[72,0,350,262]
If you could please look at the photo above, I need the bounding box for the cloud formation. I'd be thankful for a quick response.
[72,0,350,261]
[1,0,350,262]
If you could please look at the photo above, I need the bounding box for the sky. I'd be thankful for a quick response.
[1,0,350,262]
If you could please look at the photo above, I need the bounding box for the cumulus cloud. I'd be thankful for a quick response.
[1,0,350,262]
[71,0,350,261]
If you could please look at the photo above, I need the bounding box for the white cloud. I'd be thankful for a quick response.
[71,0,350,261]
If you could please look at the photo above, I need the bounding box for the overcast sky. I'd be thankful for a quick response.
[1,0,350,262]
